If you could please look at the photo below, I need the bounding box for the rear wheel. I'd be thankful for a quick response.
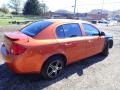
[41,56,65,80]
[101,43,109,56]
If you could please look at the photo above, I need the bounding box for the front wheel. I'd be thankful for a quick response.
[101,43,109,56]
[41,56,65,80]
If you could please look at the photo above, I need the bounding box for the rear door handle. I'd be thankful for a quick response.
[65,43,72,46]
[88,40,92,43]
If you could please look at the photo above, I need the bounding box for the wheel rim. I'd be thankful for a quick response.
[47,60,63,78]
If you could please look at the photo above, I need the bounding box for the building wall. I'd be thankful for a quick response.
[87,14,108,20]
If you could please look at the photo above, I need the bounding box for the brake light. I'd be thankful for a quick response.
[10,44,26,55]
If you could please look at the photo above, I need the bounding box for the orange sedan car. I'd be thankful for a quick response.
[1,19,113,79]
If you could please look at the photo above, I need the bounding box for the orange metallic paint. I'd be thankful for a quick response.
[1,19,105,74]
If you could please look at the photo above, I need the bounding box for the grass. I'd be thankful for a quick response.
[0,14,42,26]
[0,14,43,60]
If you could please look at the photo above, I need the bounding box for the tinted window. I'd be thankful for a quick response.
[82,23,99,36]
[56,26,65,38]
[21,21,53,37]
[63,24,81,38]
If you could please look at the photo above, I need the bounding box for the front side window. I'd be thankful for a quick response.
[21,21,53,37]
[82,23,100,36]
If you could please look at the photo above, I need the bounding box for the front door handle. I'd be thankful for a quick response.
[65,43,72,46]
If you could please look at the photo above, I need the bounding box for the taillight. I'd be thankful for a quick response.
[10,44,26,55]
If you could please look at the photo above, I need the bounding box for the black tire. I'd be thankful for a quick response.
[41,56,65,80]
[101,43,109,56]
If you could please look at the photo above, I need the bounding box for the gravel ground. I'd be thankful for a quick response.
[0,25,120,90]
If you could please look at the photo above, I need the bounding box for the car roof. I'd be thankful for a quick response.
[45,19,91,24]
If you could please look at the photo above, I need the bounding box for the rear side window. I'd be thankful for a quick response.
[56,26,65,38]
[63,24,81,38]
[21,21,53,37]
[82,23,100,36]
[56,23,82,38]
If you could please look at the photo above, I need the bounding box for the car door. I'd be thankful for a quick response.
[82,23,105,57]
[56,23,86,64]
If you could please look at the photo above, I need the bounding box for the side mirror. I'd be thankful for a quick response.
[100,31,105,36]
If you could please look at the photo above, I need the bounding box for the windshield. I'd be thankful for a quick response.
[21,21,53,37]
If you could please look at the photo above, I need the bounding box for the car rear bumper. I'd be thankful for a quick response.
[1,44,44,74]
[1,44,20,73]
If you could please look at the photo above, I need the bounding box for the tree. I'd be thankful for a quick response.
[23,0,43,15]
[8,0,21,14]
[41,3,48,14]
[0,5,9,14]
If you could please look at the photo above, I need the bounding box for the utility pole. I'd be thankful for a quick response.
[74,0,77,17]
[101,0,104,19]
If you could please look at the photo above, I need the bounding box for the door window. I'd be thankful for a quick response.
[56,23,82,38]
[82,23,100,36]
[56,26,65,38]
[63,24,81,38]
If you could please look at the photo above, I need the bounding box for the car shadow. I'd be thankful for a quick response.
[0,54,106,90]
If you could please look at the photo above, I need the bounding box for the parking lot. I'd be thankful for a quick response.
[0,24,120,90]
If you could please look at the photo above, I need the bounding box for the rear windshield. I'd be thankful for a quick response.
[21,21,53,37]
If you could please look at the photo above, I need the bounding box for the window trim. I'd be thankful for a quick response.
[82,23,100,36]
[56,23,82,39]
[56,25,65,38]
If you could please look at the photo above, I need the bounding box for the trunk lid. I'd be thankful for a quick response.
[4,31,28,53]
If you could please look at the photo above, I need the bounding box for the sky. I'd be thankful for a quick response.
[0,0,120,13]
